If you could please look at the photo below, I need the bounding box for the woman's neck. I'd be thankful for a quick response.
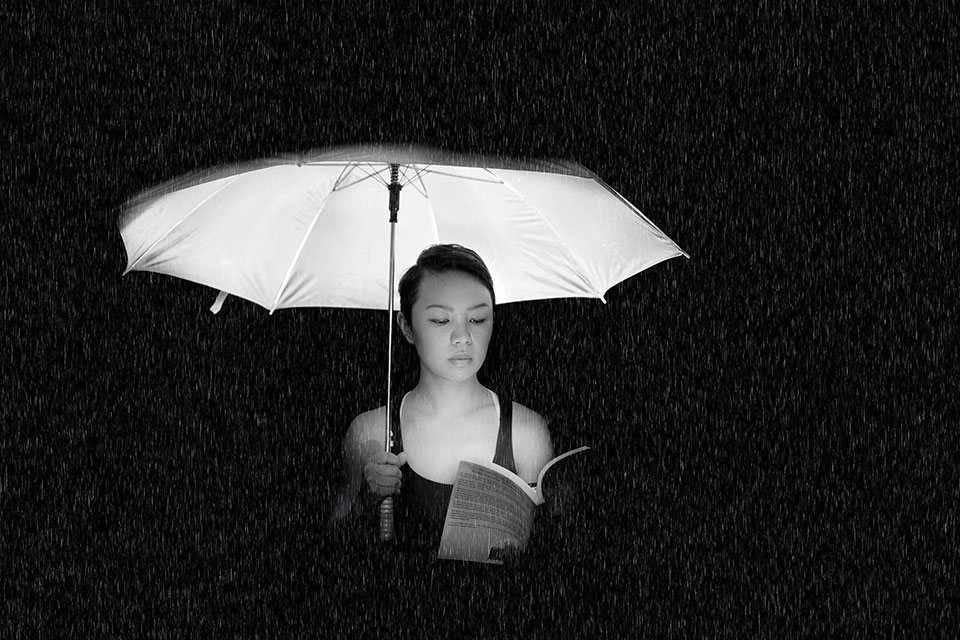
[409,372,488,418]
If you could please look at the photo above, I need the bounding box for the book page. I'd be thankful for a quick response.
[437,461,537,564]
[536,445,592,490]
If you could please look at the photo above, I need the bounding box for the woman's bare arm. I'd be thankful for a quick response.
[511,403,555,485]
[328,409,385,526]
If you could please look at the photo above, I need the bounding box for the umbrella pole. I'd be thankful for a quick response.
[379,164,402,542]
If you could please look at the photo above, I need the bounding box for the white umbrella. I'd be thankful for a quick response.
[119,143,689,539]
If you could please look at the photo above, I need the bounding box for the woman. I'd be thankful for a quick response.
[329,244,555,550]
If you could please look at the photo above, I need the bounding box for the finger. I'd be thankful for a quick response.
[366,470,401,485]
[368,452,406,468]
[377,475,402,488]
[381,452,406,466]
[368,451,395,465]
[367,475,402,492]
[364,460,402,478]
[368,465,403,482]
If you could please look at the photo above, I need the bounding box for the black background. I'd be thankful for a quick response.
[5,2,957,637]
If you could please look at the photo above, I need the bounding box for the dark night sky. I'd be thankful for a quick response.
[5,2,957,637]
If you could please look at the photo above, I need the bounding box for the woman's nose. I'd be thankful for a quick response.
[451,322,472,344]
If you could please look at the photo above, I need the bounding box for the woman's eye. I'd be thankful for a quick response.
[470,317,488,324]
[430,319,449,325]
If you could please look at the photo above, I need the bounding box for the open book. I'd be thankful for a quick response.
[436,446,590,564]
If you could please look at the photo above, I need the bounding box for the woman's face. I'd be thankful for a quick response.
[400,270,494,384]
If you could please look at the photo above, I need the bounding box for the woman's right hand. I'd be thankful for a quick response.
[363,451,409,498]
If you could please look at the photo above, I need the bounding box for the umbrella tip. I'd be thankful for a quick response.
[210,291,228,314]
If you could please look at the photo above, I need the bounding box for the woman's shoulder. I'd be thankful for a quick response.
[508,401,549,434]
[507,401,554,482]
[346,406,387,442]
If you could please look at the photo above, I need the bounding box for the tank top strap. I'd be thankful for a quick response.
[492,392,517,474]
[390,392,404,455]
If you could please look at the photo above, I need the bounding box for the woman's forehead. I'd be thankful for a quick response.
[416,270,493,307]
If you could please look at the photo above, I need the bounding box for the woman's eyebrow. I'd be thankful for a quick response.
[425,303,491,311]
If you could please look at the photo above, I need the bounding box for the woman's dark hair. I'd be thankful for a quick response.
[398,244,496,322]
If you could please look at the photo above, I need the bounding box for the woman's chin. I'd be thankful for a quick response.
[446,367,478,382]
[437,363,482,382]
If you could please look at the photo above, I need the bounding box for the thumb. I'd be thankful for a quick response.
[397,451,409,466]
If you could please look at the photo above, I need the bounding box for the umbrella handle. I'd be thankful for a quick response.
[379,497,396,541]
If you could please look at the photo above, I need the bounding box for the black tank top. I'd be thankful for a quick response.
[390,390,517,551]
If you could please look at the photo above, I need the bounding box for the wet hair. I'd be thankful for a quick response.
[398,244,496,322]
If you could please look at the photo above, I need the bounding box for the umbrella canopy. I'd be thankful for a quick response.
[120,144,688,313]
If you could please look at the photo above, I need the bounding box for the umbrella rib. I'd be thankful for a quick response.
[481,167,502,182]
[417,171,430,199]
[362,162,391,186]
[596,177,690,259]
[416,168,504,184]
[331,163,355,191]
[126,174,242,273]
[399,164,430,186]
[269,192,332,312]
[497,173,606,301]
[333,164,390,191]
[401,166,429,199]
